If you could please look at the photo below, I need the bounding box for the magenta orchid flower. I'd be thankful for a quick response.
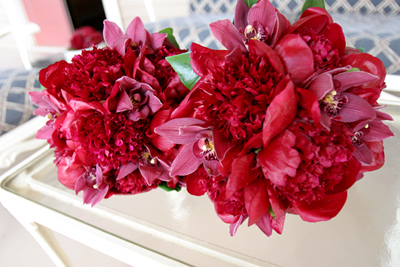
[155,118,220,177]
[351,110,394,164]
[117,145,173,186]
[306,69,379,128]
[103,17,167,56]
[210,0,289,52]
[113,76,163,121]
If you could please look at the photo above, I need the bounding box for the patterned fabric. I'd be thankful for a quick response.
[0,69,41,135]
[189,0,400,16]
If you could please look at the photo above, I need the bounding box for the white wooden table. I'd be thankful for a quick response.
[0,75,400,267]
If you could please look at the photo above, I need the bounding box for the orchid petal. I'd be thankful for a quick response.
[117,161,138,180]
[203,160,220,177]
[255,212,273,237]
[292,191,347,222]
[116,89,134,112]
[234,0,250,32]
[170,144,203,176]
[145,91,163,113]
[150,32,167,50]
[363,119,394,141]
[340,93,376,123]
[154,118,207,144]
[274,34,314,85]
[262,76,296,147]
[270,12,290,47]
[125,17,148,46]
[129,105,150,121]
[248,0,276,36]
[113,36,131,56]
[210,19,247,53]
[229,214,246,236]
[103,20,124,47]
[334,71,379,91]
[308,73,334,100]
[36,125,54,139]
[353,142,374,164]
[69,99,108,114]
[139,163,160,185]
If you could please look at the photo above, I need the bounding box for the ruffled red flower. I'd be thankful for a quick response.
[64,47,125,101]
[70,26,103,50]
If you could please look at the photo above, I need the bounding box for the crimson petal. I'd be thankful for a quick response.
[227,153,256,193]
[292,191,348,222]
[262,76,297,147]
[274,34,314,85]
[244,178,270,226]
[190,43,230,77]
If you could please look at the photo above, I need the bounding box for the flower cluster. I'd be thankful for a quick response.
[30,18,188,206]
[30,0,394,237]
[69,26,104,50]
[155,0,393,236]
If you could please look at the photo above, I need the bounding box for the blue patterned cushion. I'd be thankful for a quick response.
[0,69,41,135]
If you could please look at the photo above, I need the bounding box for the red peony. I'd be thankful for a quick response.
[70,26,103,50]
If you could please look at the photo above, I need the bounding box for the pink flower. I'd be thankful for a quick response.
[70,26,103,50]
[304,68,379,128]
[110,76,163,121]
[210,0,290,51]
[155,118,220,176]
[103,17,168,56]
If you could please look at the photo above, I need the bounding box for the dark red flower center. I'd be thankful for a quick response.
[196,53,283,142]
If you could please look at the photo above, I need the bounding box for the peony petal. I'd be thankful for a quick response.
[292,191,348,222]
[287,13,328,34]
[297,88,321,124]
[103,20,124,47]
[186,170,208,196]
[227,153,257,193]
[69,99,109,114]
[210,19,247,52]
[170,144,203,176]
[320,23,345,56]
[262,76,297,147]
[300,7,334,24]
[234,0,250,32]
[190,43,230,77]
[154,117,207,144]
[248,0,277,36]
[248,39,285,74]
[125,17,148,46]
[117,161,138,180]
[274,34,314,85]
[258,130,301,186]
[329,157,360,194]
[244,178,270,226]
[340,93,376,123]
[116,89,134,112]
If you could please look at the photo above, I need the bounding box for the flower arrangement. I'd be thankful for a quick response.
[69,26,103,50]
[29,0,394,237]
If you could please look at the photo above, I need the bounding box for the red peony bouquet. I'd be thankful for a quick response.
[30,0,394,237]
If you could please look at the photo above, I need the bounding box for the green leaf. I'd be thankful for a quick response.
[158,27,180,49]
[243,0,258,8]
[345,67,361,72]
[166,52,200,90]
[357,47,365,53]
[301,0,326,14]
[158,182,182,192]
[269,206,276,219]
[40,84,46,92]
